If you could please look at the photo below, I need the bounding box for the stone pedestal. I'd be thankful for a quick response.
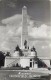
[12,51,19,57]
[31,51,35,56]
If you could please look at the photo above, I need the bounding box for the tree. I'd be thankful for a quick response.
[0,51,5,67]
[6,52,11,56]
[37,58,47,68]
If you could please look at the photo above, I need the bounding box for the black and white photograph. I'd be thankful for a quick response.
[0,0,51,80]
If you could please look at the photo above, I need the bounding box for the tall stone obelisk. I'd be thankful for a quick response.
[21,6,28,49]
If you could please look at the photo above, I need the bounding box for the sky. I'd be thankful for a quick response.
[0,0,51,57]
[0,0,50,24]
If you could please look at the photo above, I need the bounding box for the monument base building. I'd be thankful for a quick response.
[4,48,38,69]
[4,6,51,69]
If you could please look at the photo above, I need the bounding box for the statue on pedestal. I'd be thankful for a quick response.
[24,40,27,49]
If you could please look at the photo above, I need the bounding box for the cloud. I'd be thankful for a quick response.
[2,14,22,26]
[47,26,51,38]
[13,22,51,39]
[41,45,48,49]
[2,14,51,38]
[7,29,14,37]
[16,26,22,36]
[29,24,49,38]
[8,2,16,8]
[0,14,51,52]
[1,41,10,51]
[49,43,51,47]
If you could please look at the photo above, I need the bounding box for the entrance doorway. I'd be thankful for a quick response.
[30,59,34,68]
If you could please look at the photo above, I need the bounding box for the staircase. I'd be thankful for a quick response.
[7,58,19,67]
